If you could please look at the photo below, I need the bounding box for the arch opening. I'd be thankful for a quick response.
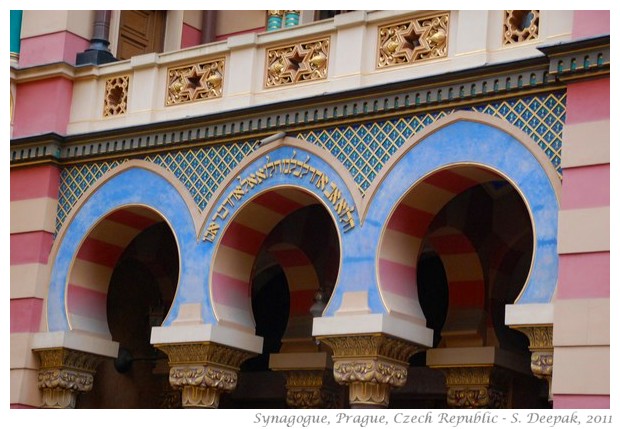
[210,188,340,407]
[378,164,534,341]
[67,208,180,408]
[378,164,549,407]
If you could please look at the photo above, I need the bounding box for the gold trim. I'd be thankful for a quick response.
[199,136,363,235]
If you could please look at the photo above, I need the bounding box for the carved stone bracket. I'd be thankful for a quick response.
[35,348,105,409]
[439,366,509,409]
[317,334,424,408]
[511,324,553,397]
[155,342,256,408]
[284,369,341,409]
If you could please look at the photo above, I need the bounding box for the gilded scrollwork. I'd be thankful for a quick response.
[166,58,225,106]
[168,364,238,391]
[34,348,105,409]
[283,370,341,409]
[377,12,449,69]
[333,359,408,388]
[265,38,329,88]
[317,334,423,408]
[103,75,129,117]
[155,342,256,408]
[511,324,553,385]
[503,11,540,45]
[441,366,507,409]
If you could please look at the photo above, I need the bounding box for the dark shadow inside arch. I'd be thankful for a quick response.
[77,221,180,408]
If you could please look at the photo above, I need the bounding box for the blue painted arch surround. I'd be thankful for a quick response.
[46,163,201,334]
[46,115,559,335]
[353,114,560,319]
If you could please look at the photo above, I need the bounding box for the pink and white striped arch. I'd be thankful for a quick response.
[66,206,162,336]
[211,187,330,332]
[378,165,510,324]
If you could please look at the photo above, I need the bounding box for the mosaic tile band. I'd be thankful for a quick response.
[56,92,565,232]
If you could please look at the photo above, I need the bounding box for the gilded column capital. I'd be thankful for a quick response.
[511,324,553,392]
[35,348,105,409]
[440,366,507,409]
[317,334,424,408]
[155,342,256,408]
[284,370,341,408]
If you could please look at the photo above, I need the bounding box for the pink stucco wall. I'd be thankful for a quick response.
[558,252,609,299]
[565,78,610,125]
[572,10,610,39]
[10,165,60,201]
[554,394,610,409]
[19,31,90,68]
[181,23,202,49]
[10,298,43,333]
[10,232,55,265]
[12,78,73,138]
[561,164,609,210]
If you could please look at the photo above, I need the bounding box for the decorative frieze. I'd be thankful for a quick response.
[377,12,449,69]
[503,11,539,45]
[103,75,129,117]
[166,58,225,106]
[35,348,105,408]
[318,334,424,408]
[155,342,255,408]
[265,38,329,88]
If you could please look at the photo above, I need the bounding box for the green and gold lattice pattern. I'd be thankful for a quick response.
[298,92,565,195]
[56,92,565,232]
[56,141,255,232]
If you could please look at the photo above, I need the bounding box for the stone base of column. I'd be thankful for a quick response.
[317,334,424,408]
[155,342,256,409]
[35,348,105,409]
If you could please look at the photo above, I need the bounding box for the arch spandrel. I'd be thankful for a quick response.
[46,161,202,336]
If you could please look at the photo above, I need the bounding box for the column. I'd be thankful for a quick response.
[155,342,255,408]
[76,10,116,66]
[318,334,422,408]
